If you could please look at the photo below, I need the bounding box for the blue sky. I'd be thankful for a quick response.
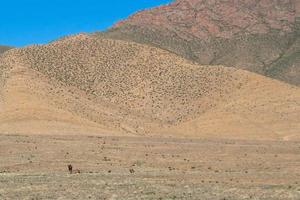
[0,0,172,47]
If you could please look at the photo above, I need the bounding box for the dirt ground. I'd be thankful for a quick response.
[0,134,299,200]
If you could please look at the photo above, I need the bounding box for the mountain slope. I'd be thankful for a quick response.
[0,34,299,139]
[163,72,300,140]
[0,45,12,54]
[103,0,300,85]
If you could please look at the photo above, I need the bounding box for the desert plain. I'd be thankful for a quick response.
[0,134,300,199]
[1,0,300,199]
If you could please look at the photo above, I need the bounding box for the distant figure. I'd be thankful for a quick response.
[68,164,73,174]
[68,164,81,174]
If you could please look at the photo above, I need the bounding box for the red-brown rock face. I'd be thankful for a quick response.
[103,0,300,86]
[114,0,298,39]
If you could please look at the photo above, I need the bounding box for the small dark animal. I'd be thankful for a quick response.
[68,164,73,174]
[68,164,81,174]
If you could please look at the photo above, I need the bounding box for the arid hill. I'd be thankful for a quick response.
[0,34,299,140]
[0,45,12,54]
[103,0,300,85]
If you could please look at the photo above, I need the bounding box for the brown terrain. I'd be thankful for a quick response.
[104,0,300,85]
[0,45,12,54]
[1,1,300,199]
[0,135,299,199]
[1,34,299,140]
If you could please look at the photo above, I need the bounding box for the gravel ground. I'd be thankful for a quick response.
[0,134,299,199]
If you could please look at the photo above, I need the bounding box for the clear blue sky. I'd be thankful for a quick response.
[0,0,172,47]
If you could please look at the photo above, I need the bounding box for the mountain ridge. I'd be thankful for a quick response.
[103,0,300,85]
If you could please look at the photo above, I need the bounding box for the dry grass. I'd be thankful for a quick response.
[0,134,299,199]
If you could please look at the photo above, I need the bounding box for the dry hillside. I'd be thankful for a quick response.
[104,0,300,85]
[0,34,299,139]
[0,45,12,54]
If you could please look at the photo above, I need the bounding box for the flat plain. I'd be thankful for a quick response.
[0,134,299,199]
[0,1,300,199]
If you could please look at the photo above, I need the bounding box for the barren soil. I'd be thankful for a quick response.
[1,35,300,139]
[0,134,299,199]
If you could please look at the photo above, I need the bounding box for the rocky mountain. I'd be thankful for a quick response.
[0,34,299,140]
[103,0,300,85]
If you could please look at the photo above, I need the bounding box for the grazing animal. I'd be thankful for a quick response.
[68,164,73,174]
[68,164,81,174]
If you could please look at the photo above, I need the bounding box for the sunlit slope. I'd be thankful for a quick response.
[161,71,300,140]
[0,34,299,139]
